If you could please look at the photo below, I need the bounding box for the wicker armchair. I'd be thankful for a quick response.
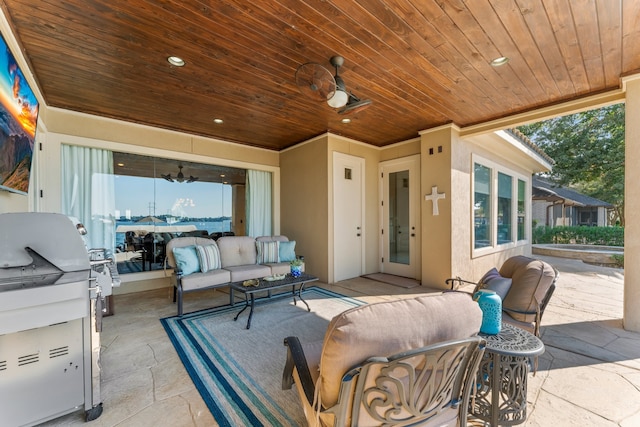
[282,292,486,427]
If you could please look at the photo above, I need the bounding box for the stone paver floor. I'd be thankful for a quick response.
[38,254,638,426]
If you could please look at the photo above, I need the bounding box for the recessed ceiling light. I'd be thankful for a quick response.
[117,163,124,167]
[341,118,351,124]
[490,56,509,67]
[167,56,185,67]
[213,118,224,124]
[220,174,226,177]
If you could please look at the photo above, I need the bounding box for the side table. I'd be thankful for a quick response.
[469,322,545,426]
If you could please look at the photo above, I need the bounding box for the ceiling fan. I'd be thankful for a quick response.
[162,164,198,183]
[295,56,372,115]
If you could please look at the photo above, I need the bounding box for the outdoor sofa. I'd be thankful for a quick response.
[166,235,301,315]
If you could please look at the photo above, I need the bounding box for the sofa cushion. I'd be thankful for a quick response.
[217,236,258,267]
[224,264,272,282]
[172,246,200,275]
[166,237,215,269]
[499,256,557,322]
[279,240,296,262]
[256,235,289,243]
[256,240,280,264]
[180,268,231,291]
[317,292,482,408]
[196,244,222,272]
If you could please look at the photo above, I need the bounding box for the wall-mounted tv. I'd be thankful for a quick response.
[0,32,39,195]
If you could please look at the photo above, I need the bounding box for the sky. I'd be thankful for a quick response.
[114,175,232,219]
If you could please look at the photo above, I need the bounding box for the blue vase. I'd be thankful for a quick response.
[473,289,502,335]
[290,265,302,278]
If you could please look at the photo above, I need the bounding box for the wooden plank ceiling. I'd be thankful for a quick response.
[2,0,639,151]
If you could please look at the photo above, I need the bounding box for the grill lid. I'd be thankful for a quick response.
[0,213,91,277]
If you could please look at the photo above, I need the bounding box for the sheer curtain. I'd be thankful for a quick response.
[245,169,272,237]
[61,144,116,253]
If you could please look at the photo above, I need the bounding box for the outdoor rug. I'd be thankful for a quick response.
[160,287,364,427]
[362,272,421,289]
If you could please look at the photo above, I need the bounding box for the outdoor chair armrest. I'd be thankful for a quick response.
[446,276,477,290]
[283,336,315,406]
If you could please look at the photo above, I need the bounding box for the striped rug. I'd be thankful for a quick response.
[160,287,363,427]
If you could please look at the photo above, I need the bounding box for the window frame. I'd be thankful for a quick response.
[471,155,530,257]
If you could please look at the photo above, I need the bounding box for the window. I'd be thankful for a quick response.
[517,179,526,240]
[497,172,512,243]
[61,147,268,275]
[473,157,529,253]
[473,164,491,249]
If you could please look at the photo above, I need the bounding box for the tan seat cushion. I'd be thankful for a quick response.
[224,264,271,282]
[317,292,482,408]
[500,255,556,322]
[180,269,231,291]
[217,236,258,267]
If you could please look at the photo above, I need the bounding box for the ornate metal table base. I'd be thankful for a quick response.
[470,323,544,426]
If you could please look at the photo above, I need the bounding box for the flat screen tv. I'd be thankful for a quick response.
[0,32,39,195]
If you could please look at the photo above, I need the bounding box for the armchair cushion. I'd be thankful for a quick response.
[478,268,512,301]
[499,255,557,323]
[317,292,482,408]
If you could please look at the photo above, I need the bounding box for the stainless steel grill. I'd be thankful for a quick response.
[0,212,120,426]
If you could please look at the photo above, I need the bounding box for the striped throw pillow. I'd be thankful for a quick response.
[256,241,280,264]
[196,244,221,273]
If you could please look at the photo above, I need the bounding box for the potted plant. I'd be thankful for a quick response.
[290,258,304,278]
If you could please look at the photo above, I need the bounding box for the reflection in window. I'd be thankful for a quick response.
[497,172,512,244]
[474,163,491,249]
[110,153,248,274]
[473,158,529,252]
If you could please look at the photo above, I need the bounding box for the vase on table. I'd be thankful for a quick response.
[473,289,502,335]
[290,264,303,278]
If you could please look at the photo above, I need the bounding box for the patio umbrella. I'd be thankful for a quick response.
[136,216,165,224]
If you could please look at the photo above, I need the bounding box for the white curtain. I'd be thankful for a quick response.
[245,169,272,237]
[61,144,116,253]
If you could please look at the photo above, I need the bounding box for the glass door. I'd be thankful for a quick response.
[380,155,420,278]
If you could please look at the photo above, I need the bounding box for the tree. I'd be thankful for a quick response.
[518,103,625,225]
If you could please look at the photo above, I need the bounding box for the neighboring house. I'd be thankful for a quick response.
[532,176,612,227]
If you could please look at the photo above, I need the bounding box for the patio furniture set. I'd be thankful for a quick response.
[165,238,556,426]
[165,234,304,315]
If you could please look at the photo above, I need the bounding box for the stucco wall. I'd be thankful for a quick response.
[280,135,330,282]
[449,132,536,285]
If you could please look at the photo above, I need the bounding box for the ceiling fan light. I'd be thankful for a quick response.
[327,90,349,108]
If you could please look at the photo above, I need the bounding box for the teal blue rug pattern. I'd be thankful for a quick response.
[160,287,363,427]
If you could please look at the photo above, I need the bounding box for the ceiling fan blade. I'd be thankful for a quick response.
[338,96,372,115]
[187,176,199,183]
[162,174,174,182]
[295,62,336,102]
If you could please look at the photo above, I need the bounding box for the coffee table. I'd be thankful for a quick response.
[229,273,318,329]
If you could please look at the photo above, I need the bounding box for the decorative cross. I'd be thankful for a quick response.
[425,186,446,216]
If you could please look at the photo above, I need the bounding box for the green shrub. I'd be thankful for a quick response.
[532,226,624,246]
[610,254,624,268]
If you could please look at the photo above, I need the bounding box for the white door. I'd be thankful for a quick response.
[380,155,420,278]
[333,152,364,282]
